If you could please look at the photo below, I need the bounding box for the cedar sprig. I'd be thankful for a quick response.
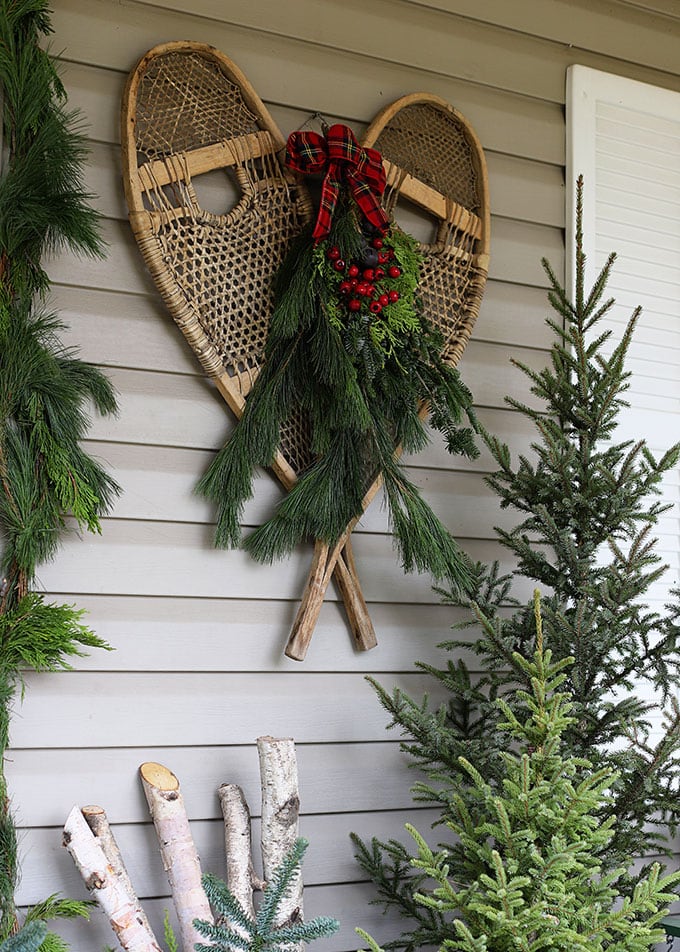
[0,0,117,940]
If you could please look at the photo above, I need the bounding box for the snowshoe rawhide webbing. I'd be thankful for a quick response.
[120,42,376,658]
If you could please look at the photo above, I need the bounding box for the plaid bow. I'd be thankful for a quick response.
[286,124,389,243]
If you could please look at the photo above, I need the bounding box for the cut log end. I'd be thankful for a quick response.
[82,805,106,817]
[139,762,180,791]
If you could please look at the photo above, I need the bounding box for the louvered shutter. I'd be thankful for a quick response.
[567,65,680,607]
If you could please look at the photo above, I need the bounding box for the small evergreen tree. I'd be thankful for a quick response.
[194,838,339,952]
[360,595,680,952]
[353,178,680,950]
[0,0,119,941]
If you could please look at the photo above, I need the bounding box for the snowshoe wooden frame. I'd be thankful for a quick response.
[121,41,376,659]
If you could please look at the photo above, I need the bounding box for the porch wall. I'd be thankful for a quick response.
[8,1,680,949]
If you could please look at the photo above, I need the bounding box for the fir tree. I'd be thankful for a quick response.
[194,838,339,952]
[360,595,680,952]
[353,178,680,950]
[0,0,119,940]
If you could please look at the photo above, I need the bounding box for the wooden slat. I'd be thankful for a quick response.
[34,518,527,603]
[384,160,483,237]
[21,882,409,952]
[88,139,566,230]
[38,593,494,673]
[51,0,680,108]
[8,742,423,825]
[18,807,440,902]
[86,139,566,230]
[137,132,277,191]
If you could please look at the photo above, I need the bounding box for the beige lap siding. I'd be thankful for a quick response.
[7,1,679,949]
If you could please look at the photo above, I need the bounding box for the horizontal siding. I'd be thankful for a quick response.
[35,520,533,604]
[46,215,562,296]
[60,58,565,165]
[405,0,680,75]
[24,884,414,952]
[52,0,680,105]
[614,0,680,20]
[10,2,680,951]
[21,809,443,902]
[55,279,558,373]
[10,672,446,748]
[10,743,427,827]
[27,595,495,673]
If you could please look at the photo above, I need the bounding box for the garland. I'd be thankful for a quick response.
[0,0,119,942]
[198,125,478,593]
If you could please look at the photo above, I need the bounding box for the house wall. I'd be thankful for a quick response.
[8,1,680,949]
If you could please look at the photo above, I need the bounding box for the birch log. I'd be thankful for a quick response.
[257,736,302,927]
[81,805,155,940]
[217,782,265,923]
[139,761,213,952]
[63,806,162,952]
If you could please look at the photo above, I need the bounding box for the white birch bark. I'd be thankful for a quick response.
[257,736,302,928]
[218,782,265,924]
[63,806,162,952]
[139,761,213,952]
[81,805,155,940]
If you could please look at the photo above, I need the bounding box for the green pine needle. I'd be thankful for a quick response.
[0,1,117,939]
[198,202,478,594]
[353,177,680,952]
[194,838,339,952]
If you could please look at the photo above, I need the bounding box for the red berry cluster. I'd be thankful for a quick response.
[326,237,401,318]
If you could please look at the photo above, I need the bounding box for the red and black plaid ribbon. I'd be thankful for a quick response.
[286,124,389,243]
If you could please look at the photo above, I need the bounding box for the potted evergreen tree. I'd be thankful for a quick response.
[353,178,680,950]
[358,594,680,952]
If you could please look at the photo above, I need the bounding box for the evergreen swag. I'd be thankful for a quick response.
[359,595,680,952]
[194,838,339,952]
[353,178,680,950]
[0,0,119,943]
[197,196,478,593]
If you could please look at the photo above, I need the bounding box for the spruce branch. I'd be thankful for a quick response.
[195,838,338,952]
[0,922,47,952]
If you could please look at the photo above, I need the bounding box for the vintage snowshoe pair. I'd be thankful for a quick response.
[121,42,490,660]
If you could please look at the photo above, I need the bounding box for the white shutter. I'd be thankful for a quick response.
[567,65,680,605]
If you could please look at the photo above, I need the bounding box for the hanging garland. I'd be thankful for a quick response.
[197,124,478,593]
[0,0,119,942]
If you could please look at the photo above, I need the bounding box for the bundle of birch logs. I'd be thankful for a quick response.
[63,736,302,952]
